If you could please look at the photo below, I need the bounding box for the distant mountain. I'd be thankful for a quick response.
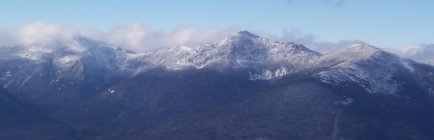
[0,37,146,106]
[1,31,434,140]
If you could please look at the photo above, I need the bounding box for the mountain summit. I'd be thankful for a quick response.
[232,30,260,39]
[147,31,320,71]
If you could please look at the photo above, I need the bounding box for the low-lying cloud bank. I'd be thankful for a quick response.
[273,29,362,53]
[1,22,239,51]
[0,22,433,66]
[0,23,356,53]
[272,29,434,66]
[388,45,434,65]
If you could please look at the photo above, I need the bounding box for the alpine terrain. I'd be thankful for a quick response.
[1,31,434,140]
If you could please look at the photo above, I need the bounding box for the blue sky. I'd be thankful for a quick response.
[1,0,434,48]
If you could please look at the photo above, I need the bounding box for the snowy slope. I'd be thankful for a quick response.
[146,31,320,70]
[313,43,415,95]
[141,32,418,95]
[0,31,430,96]
[143,31,321,80]
[0,37,141,95]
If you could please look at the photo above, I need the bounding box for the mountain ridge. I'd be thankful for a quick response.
[0,31,428,95]
[1,30,434,140]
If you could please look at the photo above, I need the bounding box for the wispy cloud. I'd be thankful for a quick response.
[106,23,239,51]
[277,29,434,65]
[276,29,434,65]
[0,29,17,46]
[388,45,434,65]
[17,22,102,45]
[3,22,434,66]
[266,29,360,53]
[2,22,239,52]
[5,22,355,53]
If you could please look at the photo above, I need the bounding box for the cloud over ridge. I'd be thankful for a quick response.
[390,45,434,65]
[2,22,239,52]
[1,22,434,66]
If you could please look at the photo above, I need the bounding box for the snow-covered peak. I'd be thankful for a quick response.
[313,43,414,95]
[220,31,266,47]
[337,43,383,58]
[335,43,380,56]
[316,43,389,67]
[0,36,142,77]
[229,31,260,40]
[145,31,320,70]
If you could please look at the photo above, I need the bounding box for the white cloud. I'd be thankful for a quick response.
[1,22,358,54]
[106,24,238,51]
[107,23,157,51]
[275,29,434,66]
[165,26,239,47]
[1,22,239,52]
[389,45,434,65]
[269,29,360,53]
[18,22,72,45]
[16,22,102,46]
[0,29,18,46]
[3,22,434,66]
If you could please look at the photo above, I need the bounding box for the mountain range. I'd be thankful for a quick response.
[1,31,434,140]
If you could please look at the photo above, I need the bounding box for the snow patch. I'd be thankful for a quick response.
[249,67,290,80]
[314,67,399,95]
[401,60,415,73]
[55,55,80,68]
[106,88,116,94]
[334,97,353,105]
[4,71,12,77]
